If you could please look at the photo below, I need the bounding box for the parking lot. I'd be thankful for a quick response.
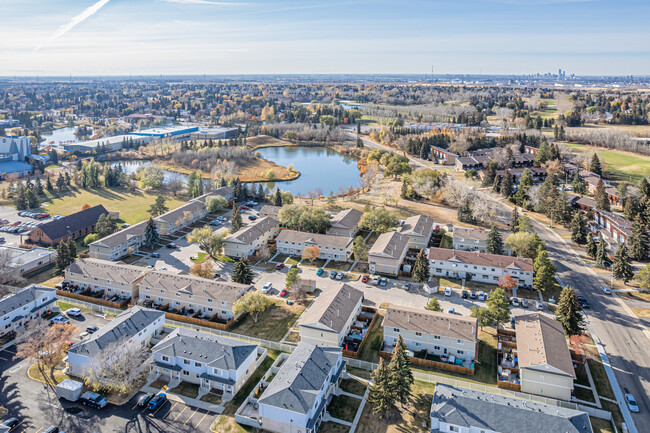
[0,205,59,246]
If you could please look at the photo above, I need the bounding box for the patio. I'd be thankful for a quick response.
[497,329,521,388]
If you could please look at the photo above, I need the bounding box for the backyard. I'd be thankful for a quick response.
[230,300,305,341]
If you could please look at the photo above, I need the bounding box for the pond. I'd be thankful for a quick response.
[40,126,93,147]
[256,146,361,195]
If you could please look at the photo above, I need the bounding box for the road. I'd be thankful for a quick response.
[532,217,649,431]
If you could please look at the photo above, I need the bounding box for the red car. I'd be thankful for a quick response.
[361,275,369,283]
[239,205,250,210]
[275,262,284,270]
[279,289,288,297]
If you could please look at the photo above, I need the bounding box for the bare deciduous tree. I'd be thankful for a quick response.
[84,338,150,394]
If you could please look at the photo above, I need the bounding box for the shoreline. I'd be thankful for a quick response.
[156,157,301,183]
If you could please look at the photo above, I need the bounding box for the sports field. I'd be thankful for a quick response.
[564,142,650,185]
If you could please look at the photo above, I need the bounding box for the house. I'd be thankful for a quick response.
[154,200,207,236]
[28,205,108,246]
[515,313,575,401]
[298,283,363,347]
[492,167,548,184]
[452,226,511,255]
[454,155,488,171]
[223,217,279,258]
[0,285,56,337]
[524,144,539,155]
[383,306,478,362]
[593,209,632,246]
[368,231,409,276]
[0,246,56,276]
[151,327,263,395]
[88,220,147,261]
[326,208,362,237]
[275,230,353,261]
[427,248,533,287]
[137,270,251,322]
[511,152,536,168]
[430,384,592,433]
[400,215,435,250]
[64,258,149,300]
[574,196,597,212]
[67,306,165,377]
[430,146,457,165]
[256,343,345,433]
[259,205,281,219]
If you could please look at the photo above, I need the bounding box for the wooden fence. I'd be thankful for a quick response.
[379,350,475,375]
[497,381,521,391]
[57,291,129,309]
[163,311,236,331]
[342,307,377,359]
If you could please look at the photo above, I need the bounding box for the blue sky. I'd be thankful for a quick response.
[2,0,649,76]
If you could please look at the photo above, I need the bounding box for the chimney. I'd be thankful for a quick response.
[407,315,410,324]
[337,309,340,317]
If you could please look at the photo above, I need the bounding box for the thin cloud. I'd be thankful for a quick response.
[35,0,111,51]
[162,0,250,5]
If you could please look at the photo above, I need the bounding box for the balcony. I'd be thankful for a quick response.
[497,329,521,390]
[341,306,377,358]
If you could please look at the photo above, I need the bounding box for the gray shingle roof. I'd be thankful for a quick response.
[66,258,148,285]
[329,208,362,230]
[0,285,55,317]
[298,283,363,333]
[37,205,108,242]
[384,306,478,343]
[68,306,164,358]
[276,230,353,249]
[368,231,409,259]
[89,220,147,249]
[138,270,250,304]
[401,214,434,238]
[258,343,341,414]
[225,216,278,244]
[431,384,592,433]
[152,327,256,371]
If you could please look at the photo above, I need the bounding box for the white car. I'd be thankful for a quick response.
[477,291,486,301]
[444,287,452,297]
[600,286,611,294]
[536,301,544,311]
[511,297,520,307]
[262,282,272,294]
[336,272,344,280]
[65,308,82,317]
[50,316,69,325]
[625,393,639,413]
[372,276,381,286]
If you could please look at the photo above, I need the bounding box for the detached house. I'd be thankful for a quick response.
[368,231,409,276]
[0,285,56,337]
[151,327,264,396]
[256,343,345,433]
[276,230,353,261]
[223,216,279,258]
[64,258,148,300]
[400,215,435,250]
[427,248,533,287]
[326,208,362,237]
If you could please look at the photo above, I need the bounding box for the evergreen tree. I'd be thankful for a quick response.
[34,178,44,196]
[457,199,474,223]
[13,183,27,210]
[500,170,514,197]
[368,358,396,418]
[533,247,556,291]
[594,179,611,211]
[586,234,597,259]
[54,241,70,276]
[590,154,603,176]
[555,286,585,337]
[413,249,430,283]
[486,287,510,327]
[640,177,650,199]
[570,212,587,244]
[509,207,520,233]
[234,178,242,201]
[388,335,414,407]
[144,217,160,248]
[612,244,634,283]
[232,203,242,232]
[595,233,607,267]
[56,173,65,190]
[26,188,39,209]
[356,136,364,148]
[232,258,253,284]
[273,189,282,207]
[149,195,169,217]
[424,297,442,312]
[629,216,649,261]
[486,226,505,255]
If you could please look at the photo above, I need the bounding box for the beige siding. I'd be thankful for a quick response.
[520,368,574,401]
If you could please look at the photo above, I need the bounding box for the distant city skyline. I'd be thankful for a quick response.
[2,0,650,76]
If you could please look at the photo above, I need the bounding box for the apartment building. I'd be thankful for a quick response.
[137,270,251,321]
[452,226,512,255]
[430,146,457,165]
[326,208,362,237]
[28,205,108,246]
[64,258,149,300]
[67,306,165,377]
[259,205,281,219]
[593,208,632,246]
[88,220,148,261]
[257,343,345,433]
[400,215,435,250]
[276,230,353,261]
[515,313,575,401]
[383,306,478,361]
[0,285,56,337]
[427,248,533,287]
[0,246,56,276]
[223,216,279,258]
[154,200,207,236]
[298,283,363,347]
[368,231,409,276]
[151,327,262,395]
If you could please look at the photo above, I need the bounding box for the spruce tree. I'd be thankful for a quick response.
[555,286,585,337]
[586,234,597,259]
[413,249,430,283]
[273,189,282,207]
[595,233,607,267]
[533,247,556,291]
[590,154,603,176]
[232,258,253,284]
[35,178,44,196]
[570,212,587,244]
[629,216,648,261]
[66,237,77,260]
[425,297,442,312]
[509,207,520,233]
[26,188,39,209]
[54,241,70,276]
[486,226,504,255]
[144,217,160,248]
[46,176,53,192]
[595,179,611,211]
[612,244,634,283]
[388,335,414,407]
[640,177,650,199]
[457,199,474,223]
[232,203,242,232]
[368,358,395,418]
[500,170,514,197]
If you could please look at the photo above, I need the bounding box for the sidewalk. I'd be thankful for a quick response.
[140,383,224,413]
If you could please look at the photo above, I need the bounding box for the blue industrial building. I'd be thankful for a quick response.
[128,125,198,139]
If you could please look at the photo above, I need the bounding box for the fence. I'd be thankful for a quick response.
[497,381,521,391]
[57,291,129,309]
[379,350,475,375]
[55,297,123,315]
[342,307,378,359]
[163,311,236,331]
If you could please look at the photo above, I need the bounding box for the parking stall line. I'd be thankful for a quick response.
[33,427,44,433]
[10,420,26,431]
[131,401,140,411]
[184,407,200,425]
[193,411,210,429]
[173,405,188,421]
[156,400,177,417]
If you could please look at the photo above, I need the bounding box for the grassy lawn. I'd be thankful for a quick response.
[28,363,68,385]
[618,290,650,303]
[339,378,367,396]
[631,307,650,318]
[358,311,384,363]
[41,187,186,225]
[590,417,616,433]
[216,255,236,262]
[191,252,209,263]
[301,258,328,268]
[149,379,170,391]
[564,142,650,185]
[56,300,93,314]
[580,335,616,400]
[572,386,596,403]
[19,267,62,288]
[169,381,200,398]
[230,300,305,341]
[439,232,453,249]
[319,422,350,433]
[285,257,300,265]
[327,395,361,423]
[200,392,222,405]
[436,277,496,293]
[356,392,431,433]
[324,260,351,272]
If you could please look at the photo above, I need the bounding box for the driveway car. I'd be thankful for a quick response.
[521,299,529,308]
[469,291,477,299]
[262,282,272,294]
[275,263,284,270]
[379,278,388,287]
[86,325,99,334]
[403,282,410,290]
[151,252,160,258]
[239,205,250,210]
[361,274,369,283]
[477,291,486,301]
[444,287,452,297]
[137,393,154,407]
[577,296,590,309]
[148,393,167,410]
[372,276,381,286]
[316,268,324,276]
[625,392,639,412]
[50,316,69,325]
[65,308,82,317]
[80,391,109,409]
[329,270,337,279]
[461,290,468,299]
[535,301,544,311]
[600,286,611,294]
[279,288,288,297]
[335,272,344,280]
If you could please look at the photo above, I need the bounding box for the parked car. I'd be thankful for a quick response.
[275,262,284,270]
[148,393,167,411]
[86,325,99,334]
[535,301,544,311]
[600,286,611,294]
[625,392,639,413]
[372,276,381,286]
[335,272,344,280]
[43,427,60,433]
[444,287,452,297]
[1,418,19,428]
[379,278,388,287]
[279,288,288,297]
[510,317,516,328]
[329,270,337,279]
[577,296,590,309]
[461,290,469,299]
[150,253,160,258]
[477,291,486,301]
[469,291,477,300]
[521,299,529,308]
[262,282,272,294]
[80,391,109,409]
[248,215,258,220]
[137,393,154,407]
[403,282,410,291]
[289,264,297,271]
[239,205,250,210]
[166,243,177,249]
[65,308,82,317]
[361,274,369,283]
[50,316,69,325]
[121,223,130,228]
[316,268,324,276]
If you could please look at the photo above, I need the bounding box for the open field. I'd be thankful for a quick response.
[246,135,293,149]
[563,142,650,185]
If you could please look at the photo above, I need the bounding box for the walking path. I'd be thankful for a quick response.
[349,387,370,433]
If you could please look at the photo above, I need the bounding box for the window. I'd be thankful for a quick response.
[183,370,189,376]
[449,426,459,432]
[195,362,202,367]
[221,310,227,315]
[415,332,422,336]
[457,339,463,344]
[176,293,180,297]
[221,301,226,306]
[162,356,169,362]
[184,359,190,365]
[434,346,440,350]
[207,298,212,303]
[415,342,421,347]
[434,335,440,340]
[393,328,400,333]
[457,350,464,355]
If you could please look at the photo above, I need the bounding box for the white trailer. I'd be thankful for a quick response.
[56,379,83,402]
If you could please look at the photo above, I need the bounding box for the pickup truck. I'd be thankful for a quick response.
[80,391,109,409]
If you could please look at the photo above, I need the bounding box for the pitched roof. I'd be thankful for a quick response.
[427,247,533,272]
[154,201,205,224]
[401,215,434,238]
[66,258,149,285]
[225,216,278,244]
[258,343,341,414]
[515,313,575,378]
[191,187,234,204]
[298,283,363,334]
[68,306,164,358]
[138,270,250,304]
[152,327,256,370]
[0,285,55,317]
[276,230,353,249]
[384,306,478,342]
[329,209,362,230]
[431,384,592,433]
[89,220,147,249]
[368,231,409,259]
[37,205,108,242]
[259,205,281,218]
